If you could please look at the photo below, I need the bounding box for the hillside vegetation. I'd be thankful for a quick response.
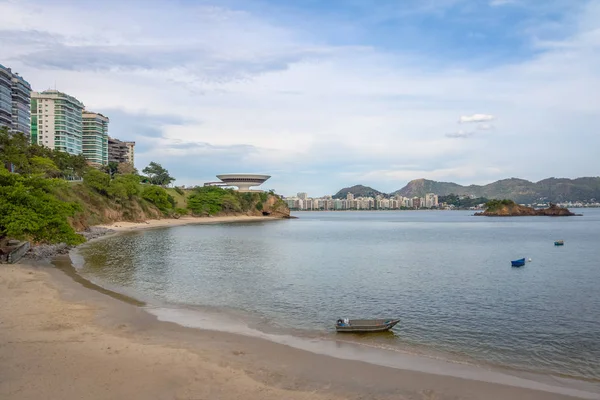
[334,177,600,203]
[333,184,387,199]
[0,128,288,245]
[392,178,600,203]
[476,200,577,216]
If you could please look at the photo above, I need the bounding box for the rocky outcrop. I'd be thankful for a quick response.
[259,195,292,218]
[475,203,578,217]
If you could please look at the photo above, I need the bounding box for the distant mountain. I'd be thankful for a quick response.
[390,179,466,198]
[333,184,387,199]
[390,177,600,204]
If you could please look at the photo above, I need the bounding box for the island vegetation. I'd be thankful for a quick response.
[438,194,489,209]
[475,199,578,216]
[0,127,288,247]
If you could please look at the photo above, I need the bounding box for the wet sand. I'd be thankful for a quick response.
[1,262,598,400]
[96,215,281,232]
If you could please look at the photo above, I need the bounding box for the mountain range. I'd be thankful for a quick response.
[333,177,600,204]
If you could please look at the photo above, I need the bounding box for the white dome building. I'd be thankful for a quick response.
[215,174,271,192]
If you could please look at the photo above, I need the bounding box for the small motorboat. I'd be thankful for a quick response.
[511,258,526,267]
[335,318,400,333]
[554,240,564,246]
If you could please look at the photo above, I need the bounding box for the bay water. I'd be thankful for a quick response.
[76,210,600,382]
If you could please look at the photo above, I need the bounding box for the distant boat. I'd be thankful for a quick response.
[335,318,400,333]
[511,258,526,267]
[554,240,564,246]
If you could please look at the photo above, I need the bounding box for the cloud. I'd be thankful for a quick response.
[445,130,475,139]
[476,123,494,130]
[458,114,496,123]
[1,0,599,196]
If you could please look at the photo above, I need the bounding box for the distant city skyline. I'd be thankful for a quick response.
[2,0,599,194]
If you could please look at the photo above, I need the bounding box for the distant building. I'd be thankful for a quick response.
[297,192,308,200]
[31,90,84,155]
[412,197,421,209]
[108,137,135,165]
[124,141,135,164]
[425,193,439,208]
[82,111,109,166]
[0,64,31,137]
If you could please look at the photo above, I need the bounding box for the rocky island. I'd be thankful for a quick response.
[474,200,579,216]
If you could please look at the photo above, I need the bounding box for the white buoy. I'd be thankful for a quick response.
[528,258,532,262]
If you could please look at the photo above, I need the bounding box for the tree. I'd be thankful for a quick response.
[117,162,137,175]
[103,161,119,179]
[30,156,61,178]
[0,128,30,173]
[83,169,111,195]
[141,185,174,212]
[142,161,175,186]
[108,174,141,201]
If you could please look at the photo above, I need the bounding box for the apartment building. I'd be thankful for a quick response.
[31,90,84,155]
[0,64,31,137]
[82,111,109,166]
[108,137,135,165]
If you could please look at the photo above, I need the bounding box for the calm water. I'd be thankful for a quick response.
[77,210,600,381]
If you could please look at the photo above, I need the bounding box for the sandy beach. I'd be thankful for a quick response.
[96,215,283,232]
[2,260,598,400]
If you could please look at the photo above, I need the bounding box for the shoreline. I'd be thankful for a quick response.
[2,264,599,400]
[2,218,599,399]
[95,214,287,232]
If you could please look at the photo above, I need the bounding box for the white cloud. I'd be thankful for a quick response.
[458,114,496,123]
[446,130,475,139]
[1,0,599,194]
[476,123,494,130]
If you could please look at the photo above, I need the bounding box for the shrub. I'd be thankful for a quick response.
[174,207,189,215]
[83,169,110,195]
[174,187,184,195]
[108,174,141,201]
[0,167,84,244]
[187,186,241,215]
[142,185,173,212]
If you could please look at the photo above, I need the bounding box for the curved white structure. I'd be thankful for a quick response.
[216,174,271,192]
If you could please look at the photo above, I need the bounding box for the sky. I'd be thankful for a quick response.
[1,0,599,197]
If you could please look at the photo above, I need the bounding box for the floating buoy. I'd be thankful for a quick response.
[528,258,532,262]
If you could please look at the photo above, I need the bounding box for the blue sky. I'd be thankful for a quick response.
[1,0,599,196]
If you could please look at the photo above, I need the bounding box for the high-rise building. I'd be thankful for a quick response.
[297,192,308,200]
[108,137,135,165]
[82,111,109,166]
[31,90,84,155]
[0,67,11,130]
[0,64,31,137]
[125,140,135,165]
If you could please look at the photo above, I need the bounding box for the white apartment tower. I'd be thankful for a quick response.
[31,90,84,155]
[82,111,109,166]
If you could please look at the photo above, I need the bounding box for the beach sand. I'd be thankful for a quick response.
[96,215,282,232]
[2,264,597,400]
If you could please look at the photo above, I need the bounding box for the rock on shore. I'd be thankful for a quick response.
[24,227,114,261]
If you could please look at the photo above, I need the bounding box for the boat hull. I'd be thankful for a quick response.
[335,319,400,333]
[511,258,526,267]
